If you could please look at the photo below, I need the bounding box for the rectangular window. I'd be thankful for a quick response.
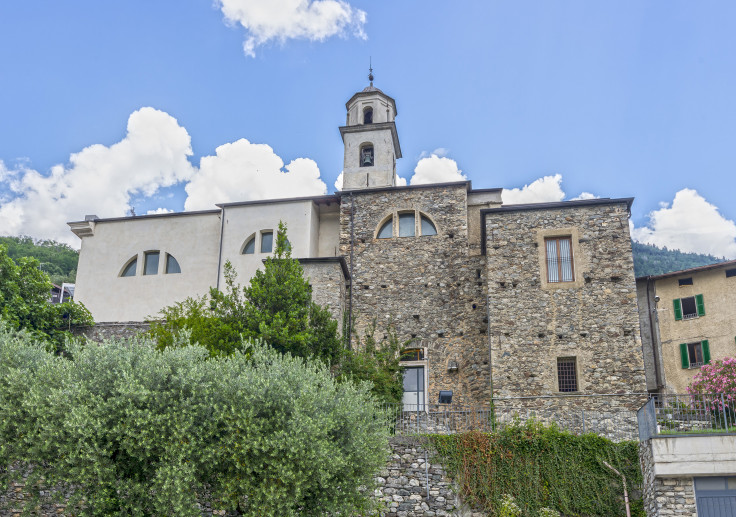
[545,237,574,283]
[402,366,425,411]
[260,231,273,253]
[674,294,705,320]
[557,357,578,392]
[726,268,736,278]
[398,213,415,237]
[680,340,710,368]
[143,252,159,275]
[678,277,693,286]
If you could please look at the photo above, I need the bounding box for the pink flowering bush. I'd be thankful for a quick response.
[687,357,736,413]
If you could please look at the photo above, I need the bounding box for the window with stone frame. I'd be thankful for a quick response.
[557,357,578,392]
[375,211,438,239]
[545,237,574,283]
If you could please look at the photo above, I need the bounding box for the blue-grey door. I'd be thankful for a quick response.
[695,477,736,516]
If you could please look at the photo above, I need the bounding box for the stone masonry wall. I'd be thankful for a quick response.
[375,437,481,517]
[301,261,347,323]
[72,321,150,342]
[484,202,647,412]
[340,185,491,407]
[639,440,697,517]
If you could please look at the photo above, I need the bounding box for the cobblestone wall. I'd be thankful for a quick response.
[639,440,697,517]
[73,321,150,342]
[484,201,647,411]
[301,260,347,322]
[375,437,481,517]
[339,185,491,407]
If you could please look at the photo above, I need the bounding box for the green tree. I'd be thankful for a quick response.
[0,244,92,350]
[0,235,79,285]
[150,222,341,365]
[0,327,390,516]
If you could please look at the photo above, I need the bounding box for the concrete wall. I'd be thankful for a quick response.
[74,212,221,322]
[648,266,736,393]
[637,277,665,392]
[640,439,698,517]
[650,435,736,477]
[484,202,647,411]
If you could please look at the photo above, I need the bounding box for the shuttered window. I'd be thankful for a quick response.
[680,340,710,369]
[545,237,574,283]
[674,294,705,320]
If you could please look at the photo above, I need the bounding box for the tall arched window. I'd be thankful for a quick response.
[363,106,373,124]
[360,144,374,167]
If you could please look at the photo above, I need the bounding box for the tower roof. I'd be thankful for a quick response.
[345,86,397,114]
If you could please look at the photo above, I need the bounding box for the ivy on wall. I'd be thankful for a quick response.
[430,421,644,517]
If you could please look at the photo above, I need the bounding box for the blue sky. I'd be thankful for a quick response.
[1,1,735,256]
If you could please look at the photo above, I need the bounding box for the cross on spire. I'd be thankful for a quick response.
[368,57,374,86]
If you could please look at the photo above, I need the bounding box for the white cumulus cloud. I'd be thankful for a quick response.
[184,138,327,211]
[410,154,466,185]
[146,207,174,215]
[0,108,195,245]
[502,174,565,204]
[631,188,736,258]
[570,192,599,201]
[217,0,367,57]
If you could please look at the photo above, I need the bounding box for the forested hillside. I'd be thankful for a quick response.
[632,240,727,277]
[0,236,78,285]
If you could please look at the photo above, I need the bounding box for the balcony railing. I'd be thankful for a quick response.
[637,393,736,441]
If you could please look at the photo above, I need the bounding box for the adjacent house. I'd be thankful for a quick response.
[637,259,736,394]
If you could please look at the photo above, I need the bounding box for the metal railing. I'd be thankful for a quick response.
[382,403,638,441]
[638,393,736,441]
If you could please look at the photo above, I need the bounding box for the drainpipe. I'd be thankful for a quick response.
[216,207,225,291]
[602,460,631,517]
[645,277,662,390]
[347,192,355,350]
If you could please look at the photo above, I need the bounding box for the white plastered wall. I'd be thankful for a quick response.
[219,200,318,287]
[74,213,221,322]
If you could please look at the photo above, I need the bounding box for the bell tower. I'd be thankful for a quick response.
[339,67,402,190]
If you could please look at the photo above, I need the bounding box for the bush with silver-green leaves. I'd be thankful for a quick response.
[0,325,389,516]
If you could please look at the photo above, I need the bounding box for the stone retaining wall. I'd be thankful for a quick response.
[73,321,150,342]
[639,440,697,516]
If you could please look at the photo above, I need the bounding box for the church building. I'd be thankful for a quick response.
[70,79,647,410]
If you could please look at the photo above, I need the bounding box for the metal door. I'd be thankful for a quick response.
[695,477,736,516]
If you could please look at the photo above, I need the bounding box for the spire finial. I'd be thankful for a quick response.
[368,57,374,86]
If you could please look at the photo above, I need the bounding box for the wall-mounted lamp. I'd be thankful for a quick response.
[447,360,458,371]
[439,390,453,404]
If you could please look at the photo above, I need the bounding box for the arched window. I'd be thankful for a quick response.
[261,231,274,253]
[360,144,374,167]
[420,215,437,236]
[242,235,256,254]
[120,256,137,277]
[398,212,415,237]
[165,254,181,274]
[377,218,393,239]
[144,251,160,275]
[363,107,373,124]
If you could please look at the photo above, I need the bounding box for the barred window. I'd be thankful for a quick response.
[557,357,578,392]
[545,237,574,283]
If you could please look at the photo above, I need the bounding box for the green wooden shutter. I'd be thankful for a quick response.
[673,299,683,321]
[680,343,689,368]
[702,340,711,364]
[695,294,705,316]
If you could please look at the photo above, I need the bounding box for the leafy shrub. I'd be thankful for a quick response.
[688,357,736,398]
[0,326,389,516]
[0,244,92,351]
[431,420,643,517]
[149,222,341,365]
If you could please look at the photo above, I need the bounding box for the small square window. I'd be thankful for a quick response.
[545,237,574,283]
[261,231,273,253]
[678,277,693,286]
[557,357,578,392]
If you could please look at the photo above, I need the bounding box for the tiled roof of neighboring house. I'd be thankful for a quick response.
[636,258,736,281]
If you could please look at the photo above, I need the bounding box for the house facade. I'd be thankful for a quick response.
[70,81,647,409]
[637,260,736,394]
